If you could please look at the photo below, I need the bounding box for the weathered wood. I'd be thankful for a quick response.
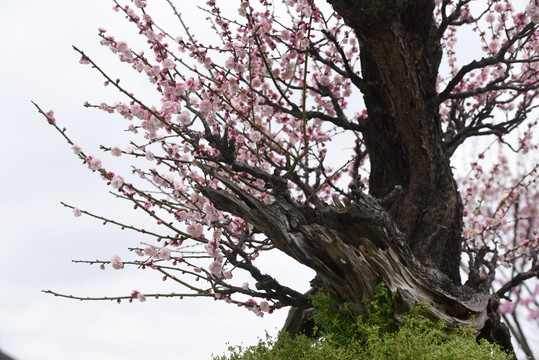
[200,185,489,331]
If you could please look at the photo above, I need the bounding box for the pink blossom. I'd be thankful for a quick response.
[72,145,82,155]
[177,111,191,125]
[145,150,155,161]
[204,243,220,257]
[199,99,212,115]
[160,247,171,260]
[111,255,124,270]
[526,4,539,23]
[131,290,146,302]
[73,208,82,217]
[259,301,270,312]
[281,29,291,41]
[318,75,331,87]
[111,146,122,157]
[251,131,263,143]
[163,58,175,70]
[242,282,249,290]
[144,246,158,257]
[145,29,156,41]
[45,110,55,123]
[87,157,102,171]
[117,41,129,53]
[223,270,233,279]
[225,57,235,69]
[489,40,499,53]
[208,260,222,275]
[111,175,124,189]
[186,223,204,238]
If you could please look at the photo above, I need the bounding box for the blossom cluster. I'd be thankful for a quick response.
[526,2,539,23]
[460,149,538,320]
[436,0,539,158]
[70,0,362,310]
[40,0,539,328]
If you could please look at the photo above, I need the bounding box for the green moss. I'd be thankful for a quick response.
[214,284,512,360]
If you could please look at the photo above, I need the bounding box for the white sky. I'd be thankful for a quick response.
[0,0,536,359]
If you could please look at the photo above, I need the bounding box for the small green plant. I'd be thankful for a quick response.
[362,281,398,333]
[309,282,397,347]
[308,290,358,346]
[214,283,513,360]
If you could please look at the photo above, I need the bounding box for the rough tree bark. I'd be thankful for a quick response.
[200,0,514,352]
[327,0,463,282]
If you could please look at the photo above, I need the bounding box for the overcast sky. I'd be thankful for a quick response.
[0,1,537,360]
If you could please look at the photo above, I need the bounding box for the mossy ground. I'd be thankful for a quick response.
[214,284,512,360]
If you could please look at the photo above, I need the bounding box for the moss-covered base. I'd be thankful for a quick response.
[214,284,512,360]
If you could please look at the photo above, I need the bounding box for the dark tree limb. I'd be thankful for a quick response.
[496,265,539,300]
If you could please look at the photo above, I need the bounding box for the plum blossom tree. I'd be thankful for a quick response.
[36,0,538,357]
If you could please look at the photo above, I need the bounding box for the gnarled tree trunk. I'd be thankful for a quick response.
[202,0,513,352]
[201,182,510,351]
